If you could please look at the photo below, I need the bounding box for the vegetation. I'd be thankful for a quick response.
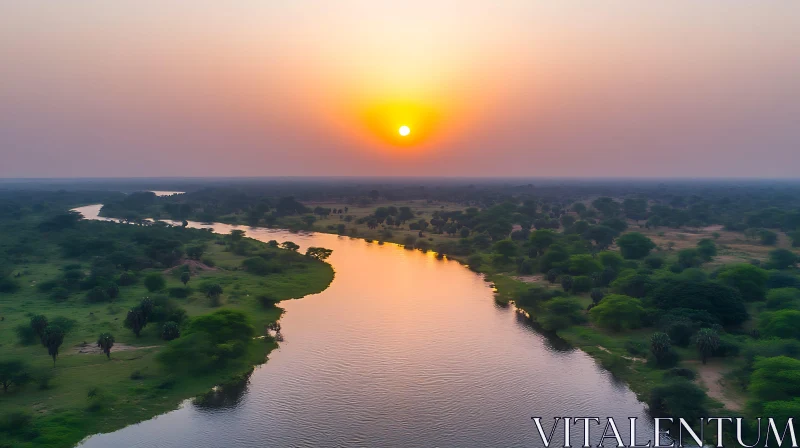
[0,190,334,447]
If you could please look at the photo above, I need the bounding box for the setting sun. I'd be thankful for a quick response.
[399,125,410,136]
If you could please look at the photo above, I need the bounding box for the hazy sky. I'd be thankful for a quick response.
[1,1,799,178]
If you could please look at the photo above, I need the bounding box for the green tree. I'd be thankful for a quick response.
[767,248,797,270]
[0,360,31,392]
[540,297,584,331]
[229,229,246,241]
[759,229,778,246]
[186,245,205,260]
[305,247,333,261]
[696,239,717,261]
[161,321,181,341]
[650,332,672,359]
[528,230,558,256]
[616,232,656,259]
[583,225,617,249]
[649,379,707,420]
[759,310,800,339]
[560,275,573,292]
[180,271,191,286]
[143,272,166,292]
[96,333,115,359]
[301,215,317,228]
[281,241,300,252]
[493,239,518,259]
[124,307,147,337]
[42,326,65,366]
[717,263,768,301]
[589,294,644,331]
[650,279,748,326]
[86,286,110,303]
[568,254,603,276]
[590,288,605,304]
[206,283,223,306]
[30,315,48,342]
[694,328,720,364]
[765,288,800,310]
[749,356,800,402]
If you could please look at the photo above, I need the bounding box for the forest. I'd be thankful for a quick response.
[94,179,800,437]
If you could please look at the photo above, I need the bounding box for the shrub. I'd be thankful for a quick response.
[168,287,191,298]
[590,288,605,305]
[643,255,664,270]
[571,276,593,294]
[49,287,70,302]
[161,321,180,341]
[257,294,280,308]
[539,297,584,331]
[589,294,644,331]
[143,272,166,292]
[15,325,38,346]
[649,379,707,420]
[665,367,696,380]
[759,310,800,339]
[717,263,768,301]
[764,288,800,310]
[86,286,110,303]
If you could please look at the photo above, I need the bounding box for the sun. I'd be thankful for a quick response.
[398,125,411,137]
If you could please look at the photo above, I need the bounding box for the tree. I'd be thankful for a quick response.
[180,271,191,286]
[568,254,602,275]
[206,283,223,306]
[717,263,768,301]
[86,286,110,303]
[305,247,333,261]
[161,321,180,341]
[560,275,573,292]
[616,232,656,260]
[528,230,558,256]
[540,297,584,331]
[0,360,30,392]
[459,227,470,238]
[590,288,605,304]
[649,379,707,420]
[301,215,317,228]
[97,333,115,359]
[759,229,778,246]
[583,225,617,249]
[281,241,300,252]
[42,326,65,366]
[30,315,48,342]
[650,332,671,358]
[186,245,205,260]
[493,239,518,259]
[229,229,246,241]
[694,328,720,364]
[759,310,800,339]
[650,279,748,326]
[677,248,703,269]
[749,356,800,402]
[765,288,800,310]
[696,239,717,261]
[143,272,166,292]
[124,307,147,337]
[767,248,797,270]
[589,294,644,331]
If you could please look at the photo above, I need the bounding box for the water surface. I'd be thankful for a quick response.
[75,204,653,448]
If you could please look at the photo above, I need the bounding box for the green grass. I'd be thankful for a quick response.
[0,236,334,448]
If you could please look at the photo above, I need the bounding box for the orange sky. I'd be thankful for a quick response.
[1,1,800,177]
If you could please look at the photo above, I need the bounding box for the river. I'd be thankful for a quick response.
[74,204,653,448]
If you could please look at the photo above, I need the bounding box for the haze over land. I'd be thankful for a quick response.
[1,1,800,178]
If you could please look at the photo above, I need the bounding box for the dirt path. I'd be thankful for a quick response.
[686,360,745,412]
[74,343,160,354]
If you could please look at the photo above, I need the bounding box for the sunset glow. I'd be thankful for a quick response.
[1,2,800,177]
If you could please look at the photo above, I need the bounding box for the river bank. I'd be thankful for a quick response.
[0,206,334,448]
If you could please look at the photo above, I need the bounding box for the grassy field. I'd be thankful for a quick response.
[0,233,334,448]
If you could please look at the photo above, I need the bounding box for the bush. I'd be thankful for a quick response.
[143,272,166,292]
[624,340,648,357]
[168,287,191,298]
[647,348,680,369]
[643,255,664,270]
[616,232,656,259]
[717,263,768,302]
[765,288,800,310]
[14,325,38,346]
[539,297,584,331]
[590,288,605,305]
[665,367,696,380]
[759,310,800,339]
[201,257,216,268]
[49,287,70,302]
[571,276,593,294]
[589,294,644,331]
[649,379,707,420]
[257,294,280,308]
[86,286,110,303]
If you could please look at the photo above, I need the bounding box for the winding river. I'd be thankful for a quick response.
[74,204,653,448]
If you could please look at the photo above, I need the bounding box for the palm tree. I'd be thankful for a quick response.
[650,332,672,361]
[695,328,720,364]
[97,333,115,359]
[42,326,65,366]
